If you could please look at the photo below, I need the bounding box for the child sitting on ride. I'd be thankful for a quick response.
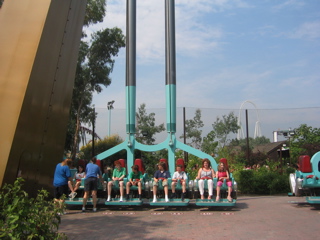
[126,165,143,201]
[196,158,215,200]
[107,160,126,202]
[69,165,85,198]
[102,166,110,191]
[153,161,171,202]
[171,164,187,201]
[216,162,232,202]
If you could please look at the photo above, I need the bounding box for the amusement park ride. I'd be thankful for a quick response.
[66,0,237,208]
[289,152,320,205]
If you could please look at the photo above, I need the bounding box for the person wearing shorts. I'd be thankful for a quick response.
[126,165,143,200]
[216,162,232,202]
[107,160,126,202]
[82,157,102,212]
[171,164,187,201]
[53,158,74,212]
[153,161,171,202]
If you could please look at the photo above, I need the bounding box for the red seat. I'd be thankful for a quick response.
[118,159,127,175]
[176,158,185,171]
[96,159,103,172]
[134,158,145,174]
[159,158,168,171]
[298,155,312,173]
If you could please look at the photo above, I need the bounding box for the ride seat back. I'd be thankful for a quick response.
[160,158,168,171]
[176,158,185,171]
[118,159,128,175]
[134,158,145,174]
[298,155,312,173]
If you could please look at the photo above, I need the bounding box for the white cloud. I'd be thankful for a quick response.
[289,21,320,40]
[272,0,305,12]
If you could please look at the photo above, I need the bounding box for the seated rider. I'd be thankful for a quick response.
[216,162,232,202]
[107,160,126,202]
[126,165,143,201]
[196,158,215,200]
[171,164,187,201]
[153,161,171,203]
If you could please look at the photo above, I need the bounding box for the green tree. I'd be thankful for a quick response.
[290,124,320,162]
[212,112,240,148]
[65,0,126,158]
[80,134,126,167]
[180,109,204,149]
[201,130,218,155]
[135,103,165,145]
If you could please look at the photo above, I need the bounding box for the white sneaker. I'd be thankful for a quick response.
[106,196,111,202]
[71,192,77,199]
[153,197,157,203]
[68,193,73,197]
[93,208,97,212]
[165,198,169,203]
[82,207,85,212]
[119,196,123,202]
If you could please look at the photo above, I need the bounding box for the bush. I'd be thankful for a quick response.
[233,167,290,195]
[0,178,66,240]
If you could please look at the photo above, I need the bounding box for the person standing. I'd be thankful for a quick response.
[53,158,74,212]
[82,157,103,212]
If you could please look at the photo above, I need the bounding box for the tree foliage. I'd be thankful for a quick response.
[80,134,126,167]
[180,109,204,149]
[212,112,240,148]
[65,0,126,158]
[135,103,165,145]
[0,178,66,239]
[290,124,320,161]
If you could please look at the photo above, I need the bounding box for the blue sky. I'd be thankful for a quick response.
[85,0,320,143]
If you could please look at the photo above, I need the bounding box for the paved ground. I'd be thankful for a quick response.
[58,195,320,240]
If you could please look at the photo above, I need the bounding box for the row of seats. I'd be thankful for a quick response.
[69,158,235,198]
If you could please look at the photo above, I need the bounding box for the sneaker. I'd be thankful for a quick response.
[165,197,169,203]
[68,193,73,198]
[106,196,111,202]
[82,207,86,212]
[71,192,77,199]
[153,197,157,203]
[181,193,185,201]
[119,196,123,202]
[126,194,130,201]
[93,208,97,212]
[138,194,142,200]
[171,192,176,199]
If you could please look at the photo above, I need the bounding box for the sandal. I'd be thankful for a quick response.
[215,196,220,202]
[227,197,232,202]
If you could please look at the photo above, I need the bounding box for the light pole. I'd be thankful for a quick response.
[107,100,115,136]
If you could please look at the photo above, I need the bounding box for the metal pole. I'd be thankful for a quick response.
[126,0,136,134]
[92,108,95,157]
[183,107,188,162]
[108,107,111,137]
[165,0,176,133]
[246,109,250,166]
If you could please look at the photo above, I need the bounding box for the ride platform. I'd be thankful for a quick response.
[306,196,320,204]
[105,198,143,206]
[65,198,104,205]
[195,198,236,207]
[149,198,190,206]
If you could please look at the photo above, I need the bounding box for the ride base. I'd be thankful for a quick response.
[149,198,190,206]
[195,198,236,207]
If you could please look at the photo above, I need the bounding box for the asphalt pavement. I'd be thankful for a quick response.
[58,195,320,240]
